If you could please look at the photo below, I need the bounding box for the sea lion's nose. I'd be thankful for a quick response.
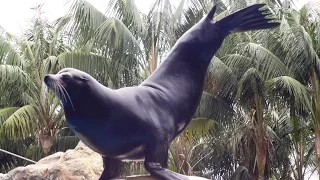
[44,75,51,84]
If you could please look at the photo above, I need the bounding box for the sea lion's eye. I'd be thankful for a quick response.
[61,74,71,80]
[79,76,88,81]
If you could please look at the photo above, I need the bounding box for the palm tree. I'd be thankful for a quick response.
[286,3,320,170]
[256,1,320,176]
[200,2,318,174]
[0,4,85,171]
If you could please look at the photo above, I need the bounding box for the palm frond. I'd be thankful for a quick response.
[64,0,107,46]
[304,1,320,22]
[0,64,30,89]
[144,0,175,61]
[279,10,316,81]
[92,17,142,58]
[207,56,237,99]
[0,105,37,140]
[194,91,234,124]
[106,0,146,37]
[58,51,110,84]
[222,54,254,79]
[172,0,186,24]
[240,42,289,80]
[230,166,251,180]
[173,0,205,41]
[265,76,312,111]
[236,68,264,106]
[186,118,215,141]
[216,32,252,58]
[52,136,79,152]
[0,137,35,173]
[0,38,25,68]
[0,107,20,126]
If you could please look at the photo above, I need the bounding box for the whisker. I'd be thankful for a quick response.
[46,78,75,111]
[57,82,67,102]
[52,80,63,101]
[51,80,67,107]
[56,81,75,111]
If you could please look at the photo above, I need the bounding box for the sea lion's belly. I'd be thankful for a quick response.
[67,116,148,160]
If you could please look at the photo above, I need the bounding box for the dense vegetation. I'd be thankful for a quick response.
[0,0,319,179]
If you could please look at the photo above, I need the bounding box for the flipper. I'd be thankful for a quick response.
[211,4,280,35]
[99,156,124,180]
[144,140,189,180]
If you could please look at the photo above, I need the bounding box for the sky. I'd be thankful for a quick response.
[0,0,154,36]
[0,0,312,36]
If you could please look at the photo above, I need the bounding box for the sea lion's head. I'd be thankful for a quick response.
[44,68,91,107]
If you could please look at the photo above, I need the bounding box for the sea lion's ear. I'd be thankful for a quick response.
[207,5,217,20]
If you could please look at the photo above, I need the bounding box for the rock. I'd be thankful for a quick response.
[0,141,209,180]
[0,141,103,180]
[118,175,209,180]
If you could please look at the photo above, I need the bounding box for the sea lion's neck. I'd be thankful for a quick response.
[63,81,116,119]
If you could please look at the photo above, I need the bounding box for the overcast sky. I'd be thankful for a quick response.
[0,0,154,36]
[0,0,311,36]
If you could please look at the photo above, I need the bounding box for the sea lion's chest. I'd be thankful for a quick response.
[65,113,148,156]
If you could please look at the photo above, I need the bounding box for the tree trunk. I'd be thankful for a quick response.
[290,99,304,180]
[256,137,267,180]
[316,129,320,180]
[251,94,268,180]
[39,130,53,154]
[311,67,320,177]
[315,127,320,163]
[298,140,304,180]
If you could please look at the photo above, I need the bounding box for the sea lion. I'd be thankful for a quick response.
[44,3,279,180]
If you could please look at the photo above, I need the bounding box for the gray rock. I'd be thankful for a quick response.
[0,141,103,180]
[1,141,208,180]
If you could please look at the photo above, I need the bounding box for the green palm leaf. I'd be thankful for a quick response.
[0,65,30,88]
[52,136,79,152]
[194,91,234,123]
[185,118,215,141]
[173,0,206,43]
[65,0,107,46]
[0,38,25,68]
[0,105,37,140]
[93,18,142,58]
[240,42,289,79]
[0,107,20,126]
[106,0,146,36]
[144,0,175,62]
[265,76,312,110]
[279,10,317,80]
[236,67,264,107]
[58,51,110,83]
[207,56,237,99]
[222,54,254,78]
